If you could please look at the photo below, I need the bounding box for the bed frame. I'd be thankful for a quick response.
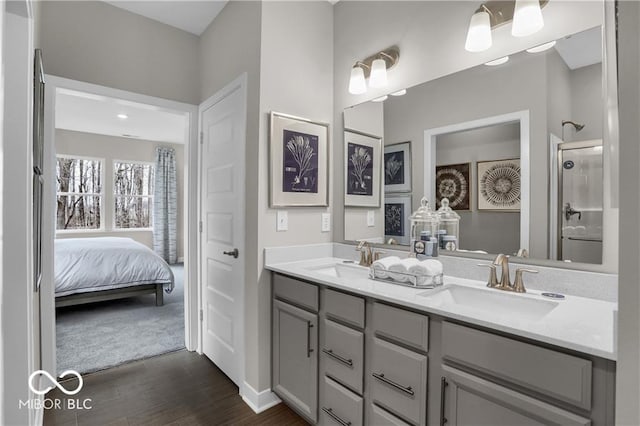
[55,283,165,308]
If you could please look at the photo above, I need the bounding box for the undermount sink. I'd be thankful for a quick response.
[418,284,559,322]
[309,261,369,279]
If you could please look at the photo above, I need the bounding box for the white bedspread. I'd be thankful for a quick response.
[55,237,174,297]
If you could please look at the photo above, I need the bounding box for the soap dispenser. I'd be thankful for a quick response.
[436,198,461,251]
[409,197,440,257]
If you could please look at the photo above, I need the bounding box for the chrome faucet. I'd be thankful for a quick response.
[478,254,538,293]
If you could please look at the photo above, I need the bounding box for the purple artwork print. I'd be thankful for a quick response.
[282,130,319,193]
[347,142,374,196]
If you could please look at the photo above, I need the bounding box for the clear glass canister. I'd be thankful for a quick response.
[437,198,461,251]
[409,197,440,256]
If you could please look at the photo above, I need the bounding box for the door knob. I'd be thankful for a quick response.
[223,248,239,258]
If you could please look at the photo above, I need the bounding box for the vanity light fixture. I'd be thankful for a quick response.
[512,0,545,37]
[347,46,400,95]
[464,1,548,53]
[371,95,388,103]
[484,56,510,66]
[526,40,556,53]
[391,89,407,96]
[117,113,128,119]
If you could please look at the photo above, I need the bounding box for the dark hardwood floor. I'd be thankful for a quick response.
[44,350,307,426]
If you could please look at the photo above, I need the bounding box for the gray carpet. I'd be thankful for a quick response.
[56,265,185,375]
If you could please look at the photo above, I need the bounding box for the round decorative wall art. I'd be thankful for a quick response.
[435,163,470,210]
[477,159,521,211]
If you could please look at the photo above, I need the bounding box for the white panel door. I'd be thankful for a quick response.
[200,81,245,385]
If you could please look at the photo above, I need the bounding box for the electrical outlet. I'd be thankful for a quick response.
[367,210,375,227]
[276,210,288,231]
[321,213,331,232]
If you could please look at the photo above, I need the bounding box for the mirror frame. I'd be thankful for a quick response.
[423,110,530,253]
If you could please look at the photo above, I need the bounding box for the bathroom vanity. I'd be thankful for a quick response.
[267,251,616,426]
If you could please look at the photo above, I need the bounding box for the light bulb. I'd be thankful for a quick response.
[348,65,367,95]
[512,0,544,37]
[465,9,492,52]
[369,58,388,88]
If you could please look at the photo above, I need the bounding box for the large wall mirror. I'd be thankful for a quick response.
[343,24,615,268]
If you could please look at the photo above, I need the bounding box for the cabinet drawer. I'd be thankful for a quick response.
[324,288,365,328]
[320,376,363,426]
[273,274,318,312]
[369,404,412,426]
[442,321,592,410]
[372,302,429,352]
[322,318,364,394]
[370,337,427,425]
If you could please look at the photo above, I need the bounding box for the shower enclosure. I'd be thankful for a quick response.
[552,139,603,264]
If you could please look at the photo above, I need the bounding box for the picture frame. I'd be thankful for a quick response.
[269,112,329,207]
[435,162,471,211]
[384,141,411,193]
[344,130,382,207]
[477,158,521,211]
[384,194,412,245]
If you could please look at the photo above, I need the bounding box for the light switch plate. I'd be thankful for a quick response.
[367,210,375,227]
[321,213,331,232]
[276,210,288,231]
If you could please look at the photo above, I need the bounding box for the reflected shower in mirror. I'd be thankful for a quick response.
[343,26,605,264]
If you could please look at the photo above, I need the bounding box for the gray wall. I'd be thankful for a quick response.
[616,1,640,423]
[55,129,185,260]
[436,123,521,254]
[38,1,200,104]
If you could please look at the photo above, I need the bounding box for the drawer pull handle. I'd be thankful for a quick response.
[322,348,353,367]
[440,376,448,426]
[322,407,351,426]
[307,321,314,358]
[372,372,414,396]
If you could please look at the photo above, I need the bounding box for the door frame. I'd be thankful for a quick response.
[197,73,247,387]
[42,76,200,375]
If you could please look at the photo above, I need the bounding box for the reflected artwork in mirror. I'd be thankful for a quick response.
[343,25,610,266]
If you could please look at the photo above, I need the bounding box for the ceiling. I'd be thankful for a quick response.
[55,89,189,144]
[554,26,602,70]
[104,0,228,35]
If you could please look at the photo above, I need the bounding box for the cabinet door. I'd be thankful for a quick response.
[440,365,590,426]
[273,299,318,423]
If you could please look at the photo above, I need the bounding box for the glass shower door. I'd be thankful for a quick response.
[559,144,603,263]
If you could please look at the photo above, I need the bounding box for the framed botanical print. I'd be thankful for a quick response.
[384,141,411,193]
[384,194,411,245]
[477,158,521,211]
[269,112,329,207]
[435,162,471,211]
[344,131,382,207]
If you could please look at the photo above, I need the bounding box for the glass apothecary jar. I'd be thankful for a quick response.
[409,197,440,257]
[437,198,461,251]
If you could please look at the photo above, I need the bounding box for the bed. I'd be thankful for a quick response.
[55,237,174,307]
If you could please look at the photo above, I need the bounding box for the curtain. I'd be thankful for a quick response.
[153,147,178,264]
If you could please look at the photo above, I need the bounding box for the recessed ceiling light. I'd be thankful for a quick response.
[526,40,557,53]
[484,56,510,66]
[372,95,388,102]
[117,113,128,119]
[390,89,407,96]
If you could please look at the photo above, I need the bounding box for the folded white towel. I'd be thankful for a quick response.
[423,259,444,275]
[387,259,411,282]
[371,256,401,279]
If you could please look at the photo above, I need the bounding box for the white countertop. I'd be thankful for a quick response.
[265,256,617,361]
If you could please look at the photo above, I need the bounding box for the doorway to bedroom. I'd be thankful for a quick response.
[50,85,191,375]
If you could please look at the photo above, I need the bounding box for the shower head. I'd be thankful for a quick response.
[562,120,585,132]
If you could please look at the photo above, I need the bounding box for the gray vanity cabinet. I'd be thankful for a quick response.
[272,275,320,424]
[440,365,591,426]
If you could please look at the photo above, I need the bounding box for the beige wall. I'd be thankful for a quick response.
[38,1,200,104]
[55,129,185,260]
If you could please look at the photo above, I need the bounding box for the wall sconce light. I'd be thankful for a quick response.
[348,46,400,95]
[464,0,548,53]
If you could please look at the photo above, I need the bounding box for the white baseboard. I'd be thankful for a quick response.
[240,381,281,414]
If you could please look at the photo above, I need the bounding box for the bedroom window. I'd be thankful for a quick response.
[56,156,104,230]
[113,161,155,229]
